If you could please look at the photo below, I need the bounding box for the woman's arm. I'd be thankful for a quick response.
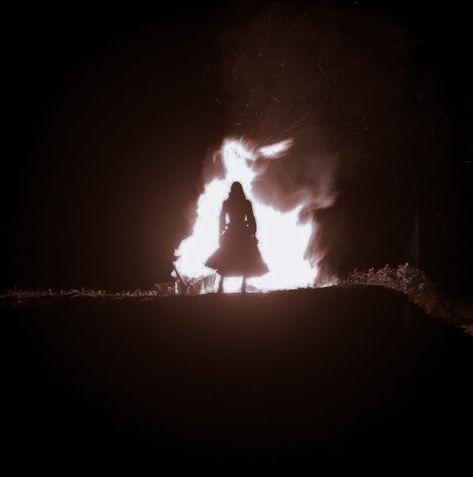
[246,200,257,235]
[219,201,227,235]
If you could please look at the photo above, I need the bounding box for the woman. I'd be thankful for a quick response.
[206,182,269,292]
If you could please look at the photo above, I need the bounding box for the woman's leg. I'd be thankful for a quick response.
[217,274,224,293]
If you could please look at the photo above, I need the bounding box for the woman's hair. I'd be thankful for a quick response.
[229,182,246,202]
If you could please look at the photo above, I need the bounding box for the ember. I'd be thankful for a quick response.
[174,138,318,293]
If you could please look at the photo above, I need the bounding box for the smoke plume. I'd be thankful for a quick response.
[216,3,446,283]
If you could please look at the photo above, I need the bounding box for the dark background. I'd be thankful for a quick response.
[4,0,472,293]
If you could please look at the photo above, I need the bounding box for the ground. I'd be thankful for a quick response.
[3,285,472,471]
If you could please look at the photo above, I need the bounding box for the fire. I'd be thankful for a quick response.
[174,138,318,293]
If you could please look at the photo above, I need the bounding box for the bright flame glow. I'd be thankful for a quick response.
[258,139,293,158]
[174,138,318,293]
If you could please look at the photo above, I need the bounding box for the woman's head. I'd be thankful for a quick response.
[229,182,246,201]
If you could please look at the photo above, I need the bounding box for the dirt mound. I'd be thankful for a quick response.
[3,286,472,471]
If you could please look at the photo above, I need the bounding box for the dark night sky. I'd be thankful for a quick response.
[4,1,472,293]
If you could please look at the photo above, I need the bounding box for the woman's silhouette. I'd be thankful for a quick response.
[206,182,269,292]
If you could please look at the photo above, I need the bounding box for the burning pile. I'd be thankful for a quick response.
[173,138,319,293]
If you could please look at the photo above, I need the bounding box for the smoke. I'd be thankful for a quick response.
[216,3,436,282]
[222,5,341,213]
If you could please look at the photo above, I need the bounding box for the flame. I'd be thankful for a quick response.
[174,138,318,293]
[258,139,293,158]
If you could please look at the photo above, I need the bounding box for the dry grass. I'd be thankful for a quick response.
[2,265,471,336]
[345,262,473,335]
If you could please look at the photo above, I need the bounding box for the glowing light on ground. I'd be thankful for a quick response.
[174,138,318,293]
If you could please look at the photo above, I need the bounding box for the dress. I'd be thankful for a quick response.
[205,198,269,277]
